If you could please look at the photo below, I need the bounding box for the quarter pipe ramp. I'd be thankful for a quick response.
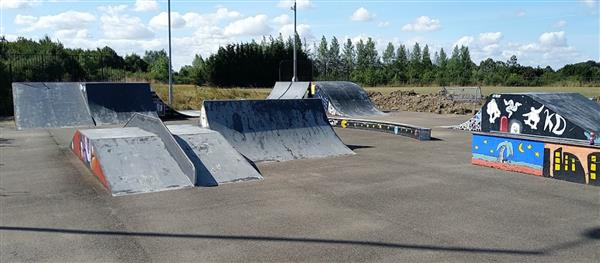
[314,81,385,117]
[84,82,158,125]
[12,82,94,130]
[201,99,354,162]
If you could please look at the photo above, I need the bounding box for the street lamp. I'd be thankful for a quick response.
[167,0,173,106]
[291,1,297,82]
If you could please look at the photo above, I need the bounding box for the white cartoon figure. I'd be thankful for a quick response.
[510,121,522,134]
[486,99,501,123]
[522,105,544,130]
[503,99,522,118]
[543,109,566,135]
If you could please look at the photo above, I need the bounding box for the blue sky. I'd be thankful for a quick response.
[1,0,598,69]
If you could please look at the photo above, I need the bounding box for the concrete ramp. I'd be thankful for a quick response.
[314,81,385,117]
[168,125,263,186]
[446,110,482,131]
[481,93,600,141]
[201,99,354,162]
[12,82,94,130]
[71,127,193,196]
[267,81,310,99]
[84,83,158,125]
[124,114,196,184]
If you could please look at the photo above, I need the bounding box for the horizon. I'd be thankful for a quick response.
[1,0,599,70]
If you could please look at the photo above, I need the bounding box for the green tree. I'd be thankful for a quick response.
[328,37,342,78]
[124,53,148,72]
[342,39,355,79]
[382,42,395,65]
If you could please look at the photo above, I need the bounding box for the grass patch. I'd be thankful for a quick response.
[152,84,271,110]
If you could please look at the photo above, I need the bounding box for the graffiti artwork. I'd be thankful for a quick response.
[472,134,544,176]
[542,144,600,185]
[481,94,599,141]
[472,133,600,186]
[71,130,108,188]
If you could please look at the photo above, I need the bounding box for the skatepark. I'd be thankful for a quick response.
[1,81,599,262]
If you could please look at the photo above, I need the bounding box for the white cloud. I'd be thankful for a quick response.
[14,11,96,32]
[401,16,441,32]
[1,0,40,9]
[134,0,159,12]
[351,7,374,22]
[98,5,128,13]
[554,20,567,28]
[516,11,526,17]
[378,21,390,28]
[273,14,292,25]
[181,8,242,28]
[223,14,271,36]
[54,29,89,39]
[99,6,154,40]
[479,32,503,45]
[278,23,313,40]
[581,0,597,7]
[213,7,242,20]
[149,12,186,29]
[278,0,313,10]
[539,31,567,47]
[453,36,474,48]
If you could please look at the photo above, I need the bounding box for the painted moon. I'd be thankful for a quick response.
[518,143,525,153]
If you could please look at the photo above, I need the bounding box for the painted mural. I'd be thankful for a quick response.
[473,133,600,186]
[71,130,108,189]
[542,144,600,186]
[472,134,544,176]
[481,94,594,141]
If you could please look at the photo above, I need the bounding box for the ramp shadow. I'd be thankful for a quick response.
[346,145,374,150]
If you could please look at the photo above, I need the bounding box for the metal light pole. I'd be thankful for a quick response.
[291,1,297,82]
[167,0,174,106]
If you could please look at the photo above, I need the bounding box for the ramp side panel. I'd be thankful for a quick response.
[124,114,196,184]
[85,83,158,125]
[314,81,384,117]
[202,99,354,162]
[169,125,262,186]
[13,82,94,130]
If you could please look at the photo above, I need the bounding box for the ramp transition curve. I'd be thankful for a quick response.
[201,99,354,162]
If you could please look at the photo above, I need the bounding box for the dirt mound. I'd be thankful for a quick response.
[369,90,482,115]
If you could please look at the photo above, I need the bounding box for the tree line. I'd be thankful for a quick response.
[311,36,600,87]
[1,35,599,115]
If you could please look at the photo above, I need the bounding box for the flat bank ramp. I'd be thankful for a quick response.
[314,81,385,117]
[84,83,158,125]
[168,125,263,186]
[201,99,354,162]
[12,82,94,130]
[71,127,193,196]
[267,81,310,99]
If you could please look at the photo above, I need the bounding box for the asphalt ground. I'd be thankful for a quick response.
[1,112,598,262]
